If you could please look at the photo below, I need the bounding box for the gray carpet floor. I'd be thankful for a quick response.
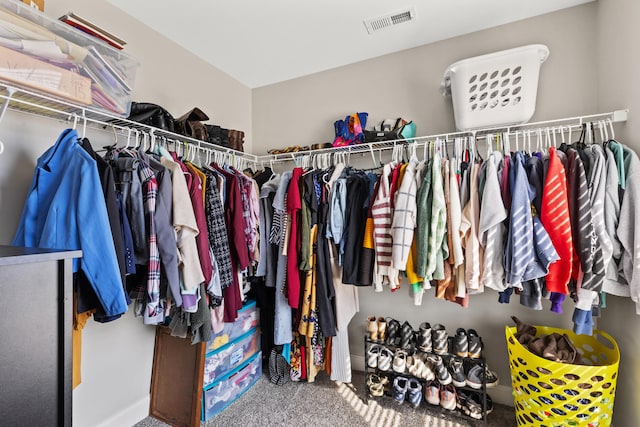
[135,370,516,427]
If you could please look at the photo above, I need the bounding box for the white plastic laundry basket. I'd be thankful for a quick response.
[441,44,549,131]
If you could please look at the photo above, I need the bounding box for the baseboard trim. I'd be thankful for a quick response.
[95,395,150,427]
[350,353,513,407]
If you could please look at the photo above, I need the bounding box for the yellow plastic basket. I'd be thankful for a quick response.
[505,326,619,427]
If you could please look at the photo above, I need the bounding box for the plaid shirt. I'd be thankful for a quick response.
[204,170,234,290]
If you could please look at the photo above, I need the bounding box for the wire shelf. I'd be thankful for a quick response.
[0,82,628,168]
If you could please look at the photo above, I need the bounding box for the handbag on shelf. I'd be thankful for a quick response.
[364,118,416,143]
[127,102,176,132]
[174,107,210,141]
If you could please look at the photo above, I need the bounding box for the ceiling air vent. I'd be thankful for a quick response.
[364,8,416,34]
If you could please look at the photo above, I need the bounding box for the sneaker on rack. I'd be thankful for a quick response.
[399,321,415,350]
[481,366,499,388]
[440,384,457,411]
[467,329,482,359]
[448,356,467,388]
[367,344,380,369]
[393,376,409,404]
[462,391,484,420]
[453,328,468,357]
[419,354,435,381]
[431,324,448,355]
[392,349,408,374]
[427,354,452,385]
[385,318,401,346]
[424,380,440,406]
[378,347,393,372]
[407,378,423,408]
[466,364,499,389]
[416,322,432,352]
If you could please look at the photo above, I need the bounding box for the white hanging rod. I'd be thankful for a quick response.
[256,109,628,164]
[0,84,260,165]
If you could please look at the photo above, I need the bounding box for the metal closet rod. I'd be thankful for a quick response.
[0,84,629,167]
[257,109,629,164]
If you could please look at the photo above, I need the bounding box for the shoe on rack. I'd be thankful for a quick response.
[367,374,384,397]
[440,384,457,411]
[416,322,432,352]
[482,366,499,388]
[467,329,482,359]
[392,349,408,374]
[427,354,452,385]
[407,378,423,408]
[399,321,415,350]
[466,364,499,389]
[424,380,440,406]
[448,356,467,388]
[419,354,436,381]
[406,355,420,378]
[432,324,448,355]
[393,376,409,404]
[378,373,391,395]
[461,391,484,420]
[377,317,387,342]
[453,328,468,357]
[367,344,380,369]
[378,347,393,372]
[386,318,401,346]
[367,316,378,341]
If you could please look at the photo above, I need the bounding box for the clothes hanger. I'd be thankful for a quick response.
[0,87,16,155]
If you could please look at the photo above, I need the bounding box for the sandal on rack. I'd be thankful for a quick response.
[367,374,384,397]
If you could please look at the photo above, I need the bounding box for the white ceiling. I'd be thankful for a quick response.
[107,0,594,89]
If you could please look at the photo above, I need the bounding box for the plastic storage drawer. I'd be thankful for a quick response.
[201,351,262,421]
[203,328,261,388]
[206,300,259,352]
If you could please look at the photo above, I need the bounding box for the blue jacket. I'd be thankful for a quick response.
[13,129,128,317]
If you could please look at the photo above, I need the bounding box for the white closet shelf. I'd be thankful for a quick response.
[0,84,260,164]
[0,83,629,167]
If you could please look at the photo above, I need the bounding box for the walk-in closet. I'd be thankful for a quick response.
[0,1,638,426]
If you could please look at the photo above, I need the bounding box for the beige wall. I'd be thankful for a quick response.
[596,1,640,426]
[253,4,597,154]
[0,1,251,426]
[253,1,599,409]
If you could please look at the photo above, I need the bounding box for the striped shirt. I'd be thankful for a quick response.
[391,157,420,271]
[371,163,396,286]
[565,148,604,292]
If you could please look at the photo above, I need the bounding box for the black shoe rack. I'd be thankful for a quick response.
[364,333,491,427]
